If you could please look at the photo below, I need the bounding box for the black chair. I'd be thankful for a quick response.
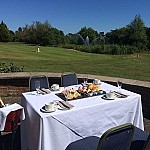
[0,109,22,150]
[65,123,135,150]
[143,134,150,150]
[29,75,49,91]
[130,127,149,150]
[61,73,78,87]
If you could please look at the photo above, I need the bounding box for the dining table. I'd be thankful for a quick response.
[21,82,144,150]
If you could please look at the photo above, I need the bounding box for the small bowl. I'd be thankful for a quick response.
[88,92,93,96]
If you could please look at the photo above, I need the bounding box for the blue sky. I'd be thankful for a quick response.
[0,0,150,35]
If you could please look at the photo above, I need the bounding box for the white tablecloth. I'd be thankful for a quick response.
[21,82,144,150]
[0,103,25,131]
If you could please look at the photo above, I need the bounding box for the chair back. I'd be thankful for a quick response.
[4,109,22,132]
[143,134,150,150]
[61,73,78,87]
[97,123,135,150]
[29,75,49,91]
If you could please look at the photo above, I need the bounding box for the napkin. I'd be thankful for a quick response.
[41,88,51,94]
[38,88,51,95]
[57,101,74,109]
[114,91,128,98]
[37,89,45,95]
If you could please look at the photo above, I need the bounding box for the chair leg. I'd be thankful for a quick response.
[2,143,5,150]
[0,132,5,150]
[11,131,16,150]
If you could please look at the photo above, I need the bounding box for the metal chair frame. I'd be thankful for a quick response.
[61,73,78,87]
[65,123,135,150]
[29,75,49,91]
[143,134,150,150]
[97,123,135,150]
[0,109,22,150]
[142,134,150,150]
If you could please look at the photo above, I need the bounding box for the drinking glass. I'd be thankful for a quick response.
[83,75,88,86]
[64,86,69,101]
[35,80,40,95]
[117,81,122,89]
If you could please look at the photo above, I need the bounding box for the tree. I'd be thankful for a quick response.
[0,21,10,42]
[145,27,150,50]
[66,33,80,44]
[15,20,68,46]
[127,14,148,50]
[78,27,98,44]
[9,30,15,42]
[105,28,129,45]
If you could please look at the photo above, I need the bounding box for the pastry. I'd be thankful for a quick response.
[78,87,82,92]
[62,88,81,100]
[87,84,94,90]
[67,94,74,100]
[87,84,102,91]
[74,91,81,98]
[70,88,76,94]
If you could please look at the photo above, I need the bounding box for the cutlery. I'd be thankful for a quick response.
[40,88,51,94]
[57,101,74,109]
[114,91,129,98]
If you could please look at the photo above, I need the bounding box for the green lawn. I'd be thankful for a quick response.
[0,42,150,82]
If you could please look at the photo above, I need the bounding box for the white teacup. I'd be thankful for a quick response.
[51,84,59,91]
[45,102,56,111]
[94,79,101,85]
[106,92,116,99]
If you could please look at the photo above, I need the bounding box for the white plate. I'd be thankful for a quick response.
[95,83,102,85]
[50,88,60,91]
[40,106,56,113]
[102,95,116,100]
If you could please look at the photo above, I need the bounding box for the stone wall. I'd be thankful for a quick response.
[0,78,29,104]
[0,72,149,119]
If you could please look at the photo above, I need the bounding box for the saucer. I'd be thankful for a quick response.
[95,83,102,86]
[102,95,116,100]
[5,103,11,107]
[40,106,56,113]
[50,88,60,91]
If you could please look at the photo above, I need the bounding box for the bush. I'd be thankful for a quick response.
[62,44,139,55]
[0,62,24,73]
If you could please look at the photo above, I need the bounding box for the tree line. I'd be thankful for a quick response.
[0,14,150,53]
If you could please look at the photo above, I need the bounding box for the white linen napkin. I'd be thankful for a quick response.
[41,88,51,94]
[57,101,74,109]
